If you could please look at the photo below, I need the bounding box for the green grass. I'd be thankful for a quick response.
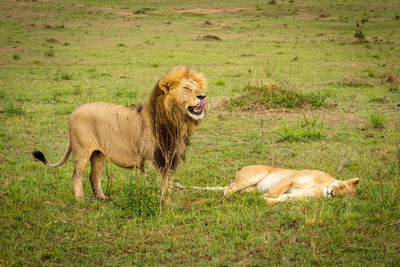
[276,115,325,142]
[4,102,25,115]
[1,0,400,265]
[61,72,72,80]
[368,111,386,129]
[122,167,160,218]
[12,53,20,60]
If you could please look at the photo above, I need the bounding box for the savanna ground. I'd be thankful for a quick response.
[1,0,400,265]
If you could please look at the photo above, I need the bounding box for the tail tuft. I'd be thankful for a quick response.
[173,180,184,189]
[32,150,48,165]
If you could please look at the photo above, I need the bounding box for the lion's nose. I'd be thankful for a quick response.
[197,95,206,100]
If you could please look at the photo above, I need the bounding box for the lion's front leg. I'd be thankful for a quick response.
[264,191,315,205]
[264,194,293,205]
[160,169,175,205]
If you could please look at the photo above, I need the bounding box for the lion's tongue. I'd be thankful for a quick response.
[196,98,207,109]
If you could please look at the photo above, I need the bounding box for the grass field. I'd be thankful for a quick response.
[1,0,400,265]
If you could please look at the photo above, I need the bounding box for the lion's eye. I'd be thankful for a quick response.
[184,87,191,90]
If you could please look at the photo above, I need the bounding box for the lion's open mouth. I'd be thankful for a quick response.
[187,98,206,119]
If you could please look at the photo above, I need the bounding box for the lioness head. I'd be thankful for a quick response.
[327,178,360,198]
[158,65,207,121]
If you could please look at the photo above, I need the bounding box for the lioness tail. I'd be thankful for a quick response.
[33,142,72,168]
[174,180,226,191]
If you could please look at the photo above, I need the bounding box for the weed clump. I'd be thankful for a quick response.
[276,116,325,142]
[44,49,54,57]
[338,77,372,87]
[123,168,160,218]
[368,111,385,129]
[227,81,325,110]
[12,54,20,60]
[5,102,25,115]
[61,72,72,80]
[380,71,398,84]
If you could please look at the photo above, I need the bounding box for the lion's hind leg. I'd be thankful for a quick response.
[72,150,92,201]
[89,151,108,200]
[223,166,270,197]
[264,177,293,199]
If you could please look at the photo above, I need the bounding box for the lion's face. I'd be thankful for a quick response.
[159,66,207,121]
[327,178,360,198]
[175,78,206,120]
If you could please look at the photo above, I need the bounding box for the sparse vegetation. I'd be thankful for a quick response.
[5,102,24,115]
[12,53,20,60]
[368,111,386,129]
[228,81,326,110]
[276,115,325,142]
[354,20,367,41]
[0,0,399,265]
[44,49,54,57]
[123,167,160,218]
[338,76,373,87]
[61,72,72,80]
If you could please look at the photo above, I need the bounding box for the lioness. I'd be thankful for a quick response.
[175,165,360,205]
[33,65,207,201]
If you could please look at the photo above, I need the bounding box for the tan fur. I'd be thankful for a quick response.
[33,65,207,201]
[223,165,360,204]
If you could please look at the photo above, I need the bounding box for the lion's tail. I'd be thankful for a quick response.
[32,141,72,168]
[174,180,226,191]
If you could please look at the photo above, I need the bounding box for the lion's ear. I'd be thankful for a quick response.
[159,80,170,94]
[349,178,360,186]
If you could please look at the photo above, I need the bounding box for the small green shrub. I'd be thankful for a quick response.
[215,80,225,86]
[123,168,160,218]
[368,111,385,129]
[61,72,72,80]
[151,63,159,68]
[12,53,20,60]
[276,116,325,142]
[5,102,25,115]
[228,81,326,110]
[44,49,54,57]
[118,43,125,47]
[73,87,82,96]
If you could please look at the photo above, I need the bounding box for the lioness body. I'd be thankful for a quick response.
[226,165,360,204]
[176,165,360,204]
[33,66,207,201]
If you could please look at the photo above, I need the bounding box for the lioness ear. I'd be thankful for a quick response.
[349,178,360,186]
[159,80,170,94]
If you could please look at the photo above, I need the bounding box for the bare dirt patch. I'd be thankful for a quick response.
[0,48,25,54]
[177,7,253,15]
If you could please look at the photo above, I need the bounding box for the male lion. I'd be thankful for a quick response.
[175,165,360,205]
[33,65,207,201]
